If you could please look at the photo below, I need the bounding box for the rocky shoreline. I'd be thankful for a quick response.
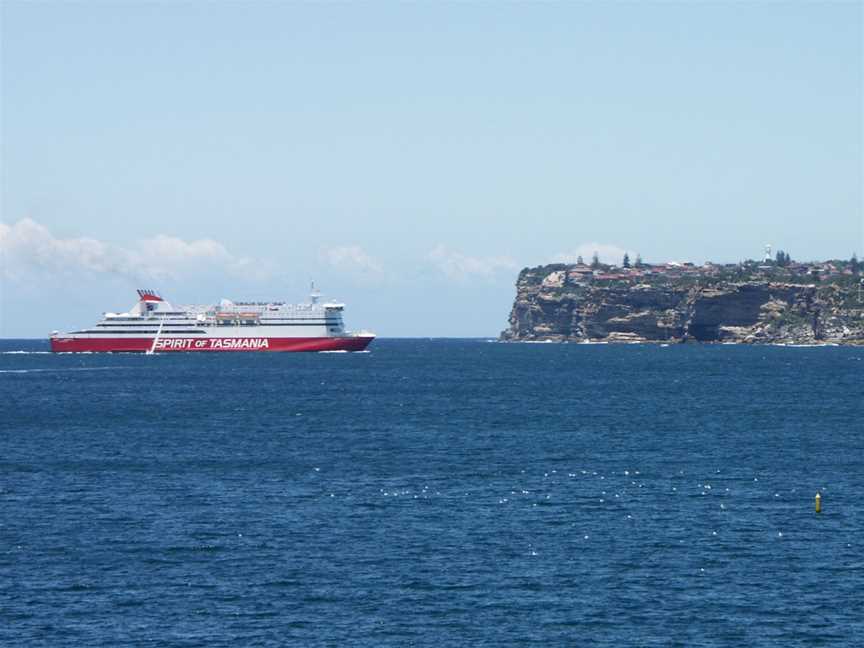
[501,263,864,345]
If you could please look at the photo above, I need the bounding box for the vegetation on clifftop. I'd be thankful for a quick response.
[501,257,864,345]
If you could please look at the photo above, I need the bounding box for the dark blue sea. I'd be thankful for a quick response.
[2,339,863,646]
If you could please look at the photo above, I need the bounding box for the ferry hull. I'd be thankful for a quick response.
[50,336,374,353]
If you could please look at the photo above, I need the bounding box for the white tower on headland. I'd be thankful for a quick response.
[764,244,772,262]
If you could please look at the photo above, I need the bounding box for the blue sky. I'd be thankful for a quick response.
[1,1,861,337]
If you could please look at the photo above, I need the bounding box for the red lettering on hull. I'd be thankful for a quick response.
[50,336,374,353]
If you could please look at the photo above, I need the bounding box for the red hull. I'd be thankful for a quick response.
[50,336,374,353]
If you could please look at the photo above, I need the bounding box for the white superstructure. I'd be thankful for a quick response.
[50,288,375,353]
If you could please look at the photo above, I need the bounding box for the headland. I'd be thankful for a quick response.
[501,258,864,345]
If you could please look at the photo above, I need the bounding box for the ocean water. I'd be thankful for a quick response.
[2,338,862,646]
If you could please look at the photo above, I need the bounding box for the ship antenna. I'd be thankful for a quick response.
[310,281,321,305]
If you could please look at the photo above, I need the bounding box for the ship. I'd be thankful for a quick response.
[49,287,375,353]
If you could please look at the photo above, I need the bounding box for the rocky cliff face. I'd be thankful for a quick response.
[501,265,864,345]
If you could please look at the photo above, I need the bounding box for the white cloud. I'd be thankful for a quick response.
[428,245,517,280]
[139,235,234,265]
[323,245,384,275]
[551,242,638,265]
[0,218,261,282]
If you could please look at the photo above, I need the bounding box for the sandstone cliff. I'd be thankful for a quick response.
[501,264,864,345]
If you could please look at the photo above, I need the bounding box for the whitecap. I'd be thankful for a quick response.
[0,367,129,374]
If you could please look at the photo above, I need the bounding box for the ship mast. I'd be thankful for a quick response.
[309,281,321,305]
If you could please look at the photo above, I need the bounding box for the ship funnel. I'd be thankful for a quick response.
[137,289,163,302]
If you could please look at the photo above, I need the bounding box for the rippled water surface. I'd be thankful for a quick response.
[2,339,863,646]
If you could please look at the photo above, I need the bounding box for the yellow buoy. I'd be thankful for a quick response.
[815,492,822,514]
